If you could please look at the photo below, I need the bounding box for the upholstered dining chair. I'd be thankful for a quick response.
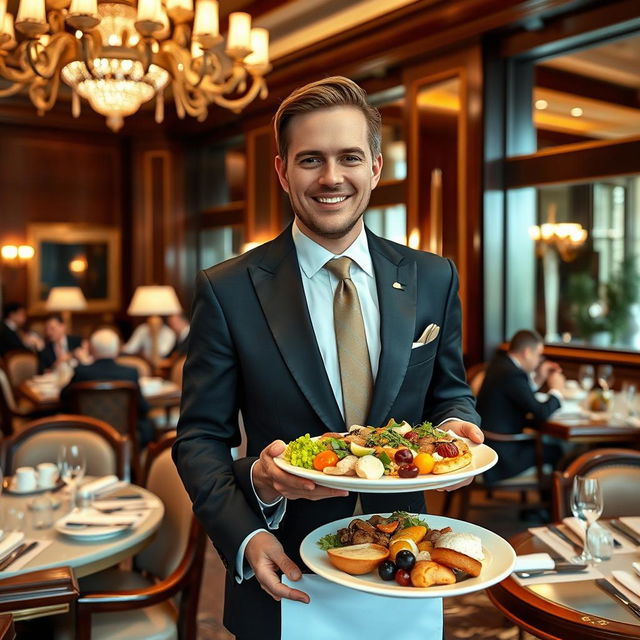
[465,361,487,397]
[552,447,640,520]
[3,351,38,389]
[115,355,153,378]
[67,381,141,481]
[1,414,129,480]
[0,368,34,437]
[59,431,206,640]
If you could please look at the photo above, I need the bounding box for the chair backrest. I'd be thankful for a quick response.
[67,381,138,440]
[136,432,196,580]
[552,448,640,520]
[169,355,186,388]
[466,362,487,396]
[0,369,17,436]
[115,355,152,378]
[1,414,128,479]
[3,351,38,388]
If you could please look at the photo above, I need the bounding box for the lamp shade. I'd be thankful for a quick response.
[45,286,88,311]
[128,285,182,316]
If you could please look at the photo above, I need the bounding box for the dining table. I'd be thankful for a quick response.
[487,525,640,640]
[0,480,164,580]
[18,375,181,416]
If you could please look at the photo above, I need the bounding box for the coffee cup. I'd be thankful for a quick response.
[15,467,38,492]
[36,462,59,488]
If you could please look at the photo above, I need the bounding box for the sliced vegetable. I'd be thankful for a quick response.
[313,449,339,471]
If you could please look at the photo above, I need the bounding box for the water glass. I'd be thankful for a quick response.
[3,506,25,533]
[570,475,603,564]
[587,522,613,562]
[57,444,86,509]
[578,365,595,392]
[622,381,637,417]
[596,364,614,391]
[30,495,54,529]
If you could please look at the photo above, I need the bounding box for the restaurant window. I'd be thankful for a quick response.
[492,17,640,355]
[198,226,244,270]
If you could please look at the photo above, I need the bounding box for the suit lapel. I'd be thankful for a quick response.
[249,229,344,432]
[367,231,417,427]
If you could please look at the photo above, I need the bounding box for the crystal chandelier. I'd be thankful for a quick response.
[0,0,270,131]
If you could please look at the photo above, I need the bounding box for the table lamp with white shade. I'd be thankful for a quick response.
[127,285,182,367]
[45,286,87,331]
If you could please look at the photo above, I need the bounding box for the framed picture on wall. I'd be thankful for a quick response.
[27,223,121,314]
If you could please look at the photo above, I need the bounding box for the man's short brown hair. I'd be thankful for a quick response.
[508,329,543,353]
[273,76,381,165]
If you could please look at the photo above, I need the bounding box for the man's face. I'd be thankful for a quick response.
[10,308,26,327]
[45,319,66,342]
[522,343,543,373]
[274,106,382,245]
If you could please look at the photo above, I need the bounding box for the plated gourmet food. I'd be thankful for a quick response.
[317,511,484,588]
[300,513,517,598]
[283,419,472,481]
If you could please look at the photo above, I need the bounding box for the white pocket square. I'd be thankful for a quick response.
[416,323,440,345]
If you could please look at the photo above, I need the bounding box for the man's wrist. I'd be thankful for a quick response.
[251,459,281,504]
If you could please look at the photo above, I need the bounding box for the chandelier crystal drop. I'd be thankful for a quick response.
[0,0,270,131]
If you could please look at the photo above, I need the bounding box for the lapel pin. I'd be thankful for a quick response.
[392,282,405,290]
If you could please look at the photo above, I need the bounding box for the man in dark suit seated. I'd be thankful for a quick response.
[37,314,84,373]
[477,329,566,484]
[0,302,43,356]
[60,328,154,446]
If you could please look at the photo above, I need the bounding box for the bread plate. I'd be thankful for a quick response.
[300,513,515,598]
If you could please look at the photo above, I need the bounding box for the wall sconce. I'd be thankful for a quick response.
[0,243,36,314]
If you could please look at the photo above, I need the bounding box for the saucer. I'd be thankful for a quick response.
[2,476,65,496]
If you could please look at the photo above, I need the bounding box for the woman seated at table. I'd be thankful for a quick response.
[60,328,154,447]
[476,329,566,484]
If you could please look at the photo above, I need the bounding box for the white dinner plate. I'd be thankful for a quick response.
[54,520,133,541]
[300,513,516,598]
[274,438,497,493]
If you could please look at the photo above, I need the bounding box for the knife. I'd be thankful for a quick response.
[65,521,133,527]
[610,519,640,546]
[548,524,583,554]
[0,541,38,571]
[596,579,640,619]
[515,563,588,578]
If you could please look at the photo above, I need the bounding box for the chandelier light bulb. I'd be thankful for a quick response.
[0,0,6,40]
[193,0,219,49]
[227,11,251,59]
[1,13,16,49]
[67,0,100,31]
[245,28,269,69]
[15,0,48,36]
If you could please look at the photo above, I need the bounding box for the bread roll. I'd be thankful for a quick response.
[410,560,456,588]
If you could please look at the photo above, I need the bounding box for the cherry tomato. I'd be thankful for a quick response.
[394,448,414,465]
[405,430,419,443]
[312,450,339,471]
[414,452,435,475]
[398,463,420,478]
[395,568,412,587]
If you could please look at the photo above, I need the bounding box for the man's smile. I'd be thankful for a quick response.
[312,195,351,204]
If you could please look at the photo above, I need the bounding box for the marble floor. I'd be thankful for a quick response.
[196,488,545,640]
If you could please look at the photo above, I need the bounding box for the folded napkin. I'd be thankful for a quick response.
[529,526,575,562]
[625,416,640,428]
[513,553,555,572]
[281,575,442,640]
[59,509,143,526]
[0,532,25,562]
[91,499,159,512]
[77,476,121,498]
[562,518,634,554]
[611,570,640,607]
[619,517,640,537]
[1,540,53,574]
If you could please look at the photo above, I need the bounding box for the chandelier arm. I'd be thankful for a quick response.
[24,34,76,80]
[0,50,38,83]
[80,34,97,78]
[206,74,267,112]
[200,62,246,96]
[171,79,208,120]
[28,71,62,113]
[0,82,26,97]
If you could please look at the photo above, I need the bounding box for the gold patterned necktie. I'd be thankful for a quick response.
[324,256,373,428]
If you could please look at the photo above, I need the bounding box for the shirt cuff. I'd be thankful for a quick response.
[548,389,563,402]
[235,529,267,583]
[249,460,287,528]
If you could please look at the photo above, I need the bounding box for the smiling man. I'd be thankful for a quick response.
[174,76,481,640]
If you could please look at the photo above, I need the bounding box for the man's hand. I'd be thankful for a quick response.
[245,531,309,603]
[252,440,349,503]
[437,420,482,492]
[547,370,566,391]
[443,420,483,443]
[534,360,562,388]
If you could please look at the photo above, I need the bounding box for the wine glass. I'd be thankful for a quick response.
[577,365,595,392]
[596,364,614,391]
[57,445,86,510]
[570,476,603,564]
[622,381,637,417]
